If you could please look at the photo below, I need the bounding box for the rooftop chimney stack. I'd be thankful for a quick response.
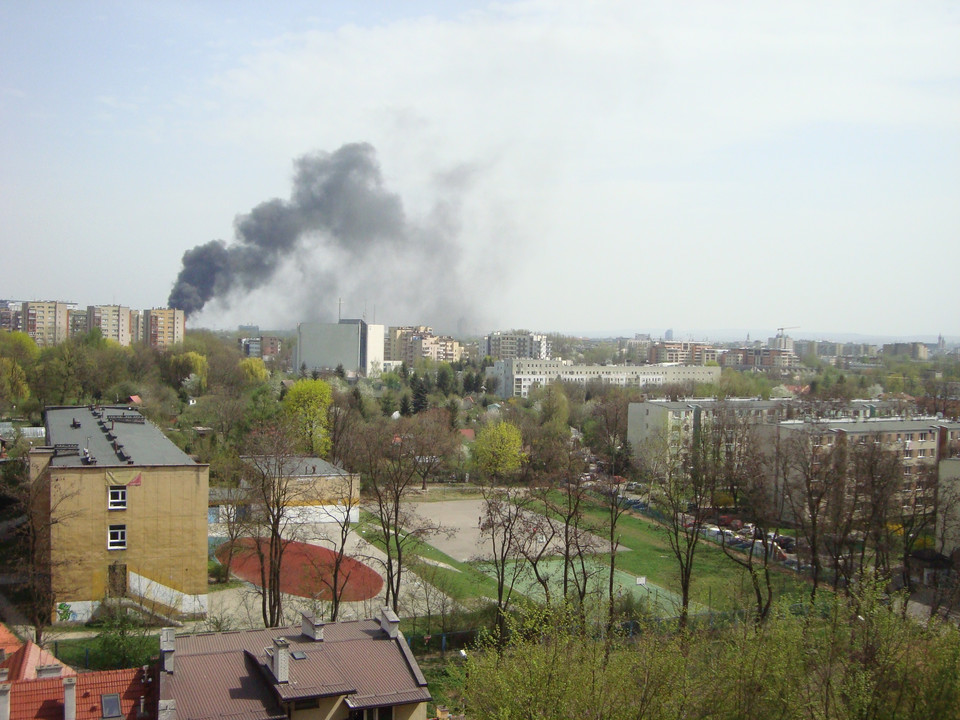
[158,699,176,720]
[63,676,77,720]
[379,606,400,639]
[301,612,324,641]
[35,664,63,679]
[0,682,10,720]
[267,637,290,683]
[160,627,176,673]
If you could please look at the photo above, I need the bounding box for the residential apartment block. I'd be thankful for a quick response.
[721,347,800,371]
[484,330,551,360]
[142,308,185,350]
[486,359,721,399]
[627,398,795,455]
[28,405,209,622]
[647,341,720,365]
[86,305,132,346]
[21,301,71,348]
[385,326,432,362]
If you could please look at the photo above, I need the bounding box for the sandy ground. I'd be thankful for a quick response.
[408,499,487,562]
[409,498,627,563]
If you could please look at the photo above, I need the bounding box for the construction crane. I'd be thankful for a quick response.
[777,325,799,336]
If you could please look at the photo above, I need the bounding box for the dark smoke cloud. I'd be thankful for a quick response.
[169,143,415,316]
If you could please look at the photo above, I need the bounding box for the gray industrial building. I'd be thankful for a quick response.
[295,319,384,377]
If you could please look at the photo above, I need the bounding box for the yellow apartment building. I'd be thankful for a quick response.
[21,301,71,348]
[142,308,185,350]
[29,405,208,622]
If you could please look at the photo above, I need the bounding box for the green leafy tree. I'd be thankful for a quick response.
[281,378,333,456]
[94,608,156,669]
[238,357,269,386]
[474,421,524,481]
[0,331,40,367]
[0,357,29,411]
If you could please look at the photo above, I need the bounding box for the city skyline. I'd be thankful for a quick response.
[1,2,957,336]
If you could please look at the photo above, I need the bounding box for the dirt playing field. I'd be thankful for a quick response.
[217,538,384,601]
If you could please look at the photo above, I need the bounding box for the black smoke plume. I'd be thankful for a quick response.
[169,142,454,322]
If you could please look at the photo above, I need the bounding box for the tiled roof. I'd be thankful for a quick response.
[162,617,430,719]
[7,668,151,720]
[0,623,22,656]
[0,643,75,681]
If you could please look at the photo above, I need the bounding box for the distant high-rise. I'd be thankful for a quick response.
[143,308,186,350]
[664,328,674,341]
[21,300,71,347]
[296,319,384,376]
[484,330,551,360]
[87,305,132,346]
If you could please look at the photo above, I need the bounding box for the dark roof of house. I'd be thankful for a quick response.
[160,617,430,719]
[44,405,196,468]
[7,667,152,720]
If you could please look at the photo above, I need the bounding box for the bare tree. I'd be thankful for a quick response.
[241,420,305,627]
[327,389,363,469]
[849,433,903,583]
[307,472,362,622]
[781,425,845,602]
[409,408,459,490]
[349,418,444,613]
[4,443,81,645]
[700,412,784,624]
[479,485,533,642]
[643,427,714,629]
[519,485,562,605]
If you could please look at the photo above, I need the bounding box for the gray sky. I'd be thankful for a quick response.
[1,1,957,338]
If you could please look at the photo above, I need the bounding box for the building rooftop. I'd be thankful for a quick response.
[44,405,196,468]
[6,667,152,720]
[1,641,75,681]
[161,615,430,720]
[0,624,22,658]
[779,417,960,434]
[243,456,349,478]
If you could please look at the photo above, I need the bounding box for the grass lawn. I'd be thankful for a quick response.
[51,633,160,671]
[577,500,815,611]
[357,513,504,606]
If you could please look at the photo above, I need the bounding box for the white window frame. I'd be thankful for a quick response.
[108,524,127,550]
[108,486,127,510]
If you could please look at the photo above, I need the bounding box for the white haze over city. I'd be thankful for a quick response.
[0,1,957,338]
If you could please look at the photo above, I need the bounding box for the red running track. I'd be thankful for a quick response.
[216,538,383,601]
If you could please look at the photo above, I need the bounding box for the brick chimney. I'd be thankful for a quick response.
[160,627,176,673]
[63,676,77,720]
[379,607,400,639]
[301,612,324,641]
[265,638,289,683]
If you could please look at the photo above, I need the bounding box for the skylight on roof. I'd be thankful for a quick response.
[291,651,307,660]
[101,693,122,718]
